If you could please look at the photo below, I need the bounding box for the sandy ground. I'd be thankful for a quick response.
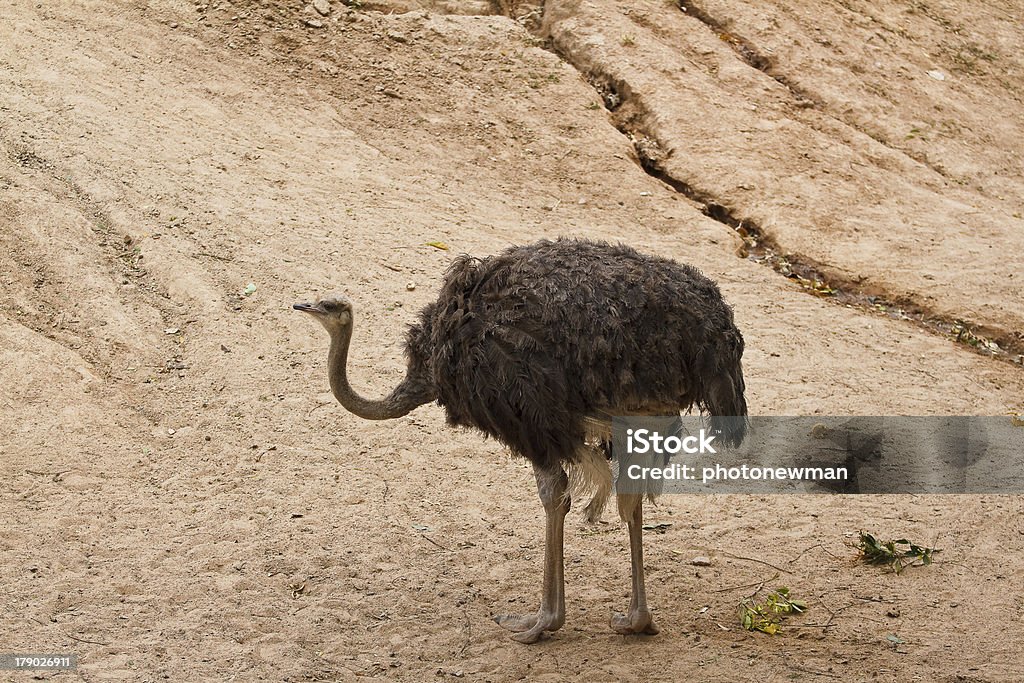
[1,0,1022,680]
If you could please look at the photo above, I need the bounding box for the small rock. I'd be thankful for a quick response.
[887,608,901,618]
[387,31,408,43]
[304,18,324,28]
[406,282,416,291]
[926,70,946,81]
[691,556,712,567]
[312,0,330,15]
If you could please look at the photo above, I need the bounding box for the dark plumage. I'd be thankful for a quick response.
[409,238,746,464]
[296,237,748,643]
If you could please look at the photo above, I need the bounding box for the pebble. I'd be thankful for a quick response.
[304,18,324,28]
[691,556,712,566]
[313,0,330,15]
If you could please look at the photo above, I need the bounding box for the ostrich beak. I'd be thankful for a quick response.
[293,302,321,314]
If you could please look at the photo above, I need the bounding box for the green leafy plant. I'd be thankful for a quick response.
[739,587,807,634]
[858,532,940,574]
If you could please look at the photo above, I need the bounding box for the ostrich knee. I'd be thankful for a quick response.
[536,464,571,518]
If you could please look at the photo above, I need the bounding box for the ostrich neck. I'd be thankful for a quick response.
[327,323,426,420]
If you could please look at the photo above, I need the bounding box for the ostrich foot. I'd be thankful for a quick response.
[610,609,660,636]
[493,611,563,643]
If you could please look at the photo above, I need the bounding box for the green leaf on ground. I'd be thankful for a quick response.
[858,531,940,573]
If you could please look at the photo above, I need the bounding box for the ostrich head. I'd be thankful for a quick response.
[293,296,353,333]
[294,294,435,420]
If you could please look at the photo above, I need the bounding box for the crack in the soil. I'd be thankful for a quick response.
[675,0,953,181]
[676,1,808,101]
[516,8,1022,365]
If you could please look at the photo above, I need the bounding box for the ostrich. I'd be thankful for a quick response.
[295,237,747,643]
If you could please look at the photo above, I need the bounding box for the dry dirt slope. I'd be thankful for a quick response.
[1,0,1023,681]
[542,0,1024,346]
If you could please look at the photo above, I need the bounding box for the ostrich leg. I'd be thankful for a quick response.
[494,463,570,643]
[610,495,660,635]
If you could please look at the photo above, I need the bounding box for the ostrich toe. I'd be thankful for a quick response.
[610,609,660,635]
[494,610,563,643]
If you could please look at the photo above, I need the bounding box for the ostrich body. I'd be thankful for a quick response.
[295,238,747,643]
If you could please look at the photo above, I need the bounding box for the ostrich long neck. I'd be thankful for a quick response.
[327,322,427,420]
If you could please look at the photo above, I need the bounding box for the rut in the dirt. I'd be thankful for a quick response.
[0,137,185,376]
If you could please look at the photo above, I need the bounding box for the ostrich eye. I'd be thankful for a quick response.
[320,300,350,315]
